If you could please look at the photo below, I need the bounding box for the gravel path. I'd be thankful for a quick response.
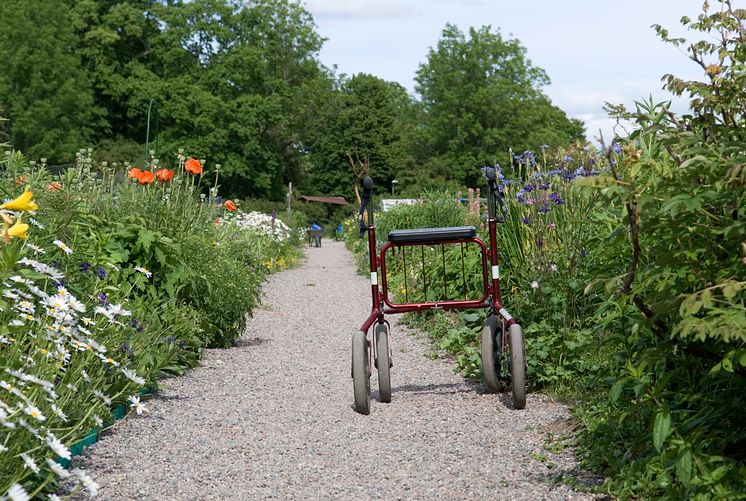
[64,241,599,500]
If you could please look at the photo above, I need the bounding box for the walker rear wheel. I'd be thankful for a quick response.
[508,324,527,409]
[352,330,370,414]
[481,315,502,393]
[375,323,391,403]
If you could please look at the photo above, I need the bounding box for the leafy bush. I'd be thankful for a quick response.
[573,3,746,497]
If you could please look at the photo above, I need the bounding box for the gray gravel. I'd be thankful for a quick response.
[63,241,601,500]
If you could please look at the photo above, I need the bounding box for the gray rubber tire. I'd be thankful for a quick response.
[481,315,502,393]
[352,330,370,414]
[375,324,392,403]
[509,324,527,409]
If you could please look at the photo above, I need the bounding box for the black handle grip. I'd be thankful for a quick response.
[358,176,374,237]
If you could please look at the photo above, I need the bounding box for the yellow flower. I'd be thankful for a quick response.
[6,218,29,240]
[0,188,37,212]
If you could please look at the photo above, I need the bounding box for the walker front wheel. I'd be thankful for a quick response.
[508,324,527,409]
[375,323,392,403]
[352,330,370,414]
[481,315,502,393]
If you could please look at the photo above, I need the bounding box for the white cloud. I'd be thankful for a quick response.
[304,0,419,20]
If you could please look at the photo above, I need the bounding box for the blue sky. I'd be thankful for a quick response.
[303,0,712,144]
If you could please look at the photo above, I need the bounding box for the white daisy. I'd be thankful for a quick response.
[28,243,45,254]
[17,258,63,280]
[46,458,71,478]
[93,390,112,406]
[107,303,131,317]
[46,433,71,459]
[550,263,558,272]
[23,404,46,422]
[531,280,539,290]
[51,404,68,422]
[128,395,147,415]
[72,469,99,497]
[67,296,86,313]
[134,265,153,278]
[20,452,40,473]
[45,295,69,311]
[28,218,44,229]
[6,483,30,501]
[121,367,145,386]
[52,239,73,254]
[93,306,114,321]
[92,414,103,427]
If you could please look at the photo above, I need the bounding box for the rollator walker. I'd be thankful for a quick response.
[351,167,527,414]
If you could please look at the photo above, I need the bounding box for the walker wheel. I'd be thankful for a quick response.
[481,315,502,393]
[508,324,527,409]
[352,330,370,414]
[375,323,392,403]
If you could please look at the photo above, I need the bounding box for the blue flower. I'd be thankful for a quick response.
[539,204,549,214]
[563,154,572,163]
[523,184,534,192]
[612,143,621,155]
[80,262,91,273]
[540,144,549,150]
[95,267,107,279]
[97,293,108,305]
[539,183,550,191]
[522,216,531,224]
[549,192,564,205]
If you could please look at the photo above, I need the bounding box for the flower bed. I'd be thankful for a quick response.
[0,150,299,499]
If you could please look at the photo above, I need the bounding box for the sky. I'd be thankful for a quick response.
[303,0,713,145]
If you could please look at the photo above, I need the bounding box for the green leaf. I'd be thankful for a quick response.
[675,446,693,486]
[609,379,624,403]
[137,229,157,252]
[653,409,671,452]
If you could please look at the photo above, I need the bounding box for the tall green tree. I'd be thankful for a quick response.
[305,73,413,202]
[0,0,100,162]
[414,24,584,187]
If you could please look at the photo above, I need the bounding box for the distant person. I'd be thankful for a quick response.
[310,223,322,247]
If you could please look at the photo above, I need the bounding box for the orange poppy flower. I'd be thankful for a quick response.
[46,182,62,191]
[184,158,202,175]
[224,200,238,212]
[137,170,156,185]
[128,168,142,179]
[156,168,175,182]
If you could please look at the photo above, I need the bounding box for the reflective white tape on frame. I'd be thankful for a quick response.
[370,272,378,285]
[491,265,500,280]
[499,308,513,322]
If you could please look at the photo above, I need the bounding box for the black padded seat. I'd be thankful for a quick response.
[387,226,476,244]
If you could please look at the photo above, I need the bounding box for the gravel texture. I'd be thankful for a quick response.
[63,241,601,500]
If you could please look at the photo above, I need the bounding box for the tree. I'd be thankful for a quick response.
[0,0,100,162]
[414,24,584,187]
[305,73,413,202]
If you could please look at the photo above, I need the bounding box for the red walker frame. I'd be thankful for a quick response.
[351,168,527,414]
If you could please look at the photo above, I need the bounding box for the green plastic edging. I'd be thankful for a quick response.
[55,386,158,468]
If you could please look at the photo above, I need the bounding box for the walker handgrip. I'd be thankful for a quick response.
[358,176,374,237]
